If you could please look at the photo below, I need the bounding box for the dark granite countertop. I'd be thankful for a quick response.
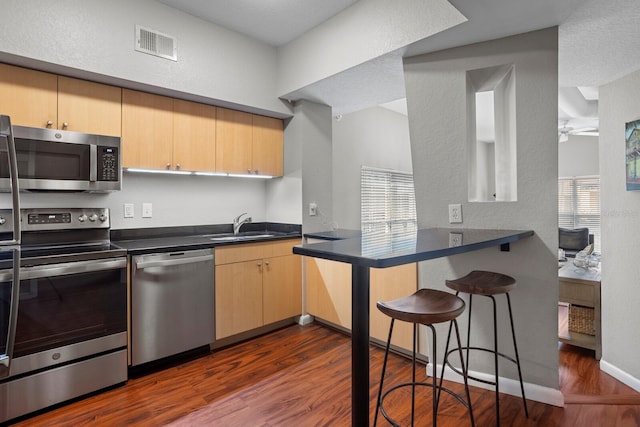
[294,228,534,268]
[111,222,301,255]
[304,229,361,241]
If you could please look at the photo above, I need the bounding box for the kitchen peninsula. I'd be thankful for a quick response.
[293,227,534,426]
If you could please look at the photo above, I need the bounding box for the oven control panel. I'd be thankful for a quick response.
[0,208,110,232]
[28,212,72,225]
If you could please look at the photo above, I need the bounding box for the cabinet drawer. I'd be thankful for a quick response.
[215,242,269,265]
[559,280,595,307]
[270,239,300,258]
[215,239,300,265]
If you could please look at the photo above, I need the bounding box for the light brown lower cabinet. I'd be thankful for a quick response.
[306,258,417,351]
[215,239,301,339]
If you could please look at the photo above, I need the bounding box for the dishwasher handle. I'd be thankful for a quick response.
[135,253,213,270]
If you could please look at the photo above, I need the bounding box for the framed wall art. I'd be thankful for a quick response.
[625,119,640,190]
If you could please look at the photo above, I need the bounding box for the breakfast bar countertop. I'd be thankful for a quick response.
[293,226,534,426]
[294,227,534,267]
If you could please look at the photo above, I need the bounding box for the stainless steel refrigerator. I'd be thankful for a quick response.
[0,115,22,380]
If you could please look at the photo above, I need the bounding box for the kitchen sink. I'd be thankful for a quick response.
[209,233,276,242]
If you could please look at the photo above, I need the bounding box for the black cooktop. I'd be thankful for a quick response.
[0,242,126,269]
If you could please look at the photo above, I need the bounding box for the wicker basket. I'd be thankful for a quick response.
[568,304,595,336]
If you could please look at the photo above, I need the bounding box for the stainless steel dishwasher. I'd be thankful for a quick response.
[131,248,215,366]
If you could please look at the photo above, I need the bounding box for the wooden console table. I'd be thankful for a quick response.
[559,262,601,360]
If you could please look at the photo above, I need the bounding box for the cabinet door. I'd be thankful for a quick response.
[57,76,122,136]
[215,107,252,174]
[371,264,417,352]
[122,89,174,169]
[252,115,283,176]
[0,63,57,128]
[306,257,352,328]
[173,99,216,172]
[215,260,263,339]
[263,254,302,324]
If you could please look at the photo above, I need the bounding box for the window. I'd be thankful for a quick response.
[361,166,417,234]
[558,176,601,253]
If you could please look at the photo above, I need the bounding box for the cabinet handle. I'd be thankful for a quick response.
[62,122,69,129]
[176,163,181,170]
[247,169,251,174]
[46,120,53,127]
[254,169,259,175]
[265,261,270,266]
[166,163,171,170]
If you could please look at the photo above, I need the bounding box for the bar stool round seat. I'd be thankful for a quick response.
[442,270,528,427]
[375,288,475,427]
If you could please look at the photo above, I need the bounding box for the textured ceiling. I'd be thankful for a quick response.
[157,0,359,46]
[156,0,640,126]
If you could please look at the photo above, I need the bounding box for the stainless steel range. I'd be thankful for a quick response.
[0,207,127,423]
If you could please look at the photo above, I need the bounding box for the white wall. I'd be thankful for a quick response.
[0,0,305,228]
[558,134,599,177]
[289,101,334,234]
[404,28,561,400]
[598,70,640,390]
[0,174,267,229]
[0,0,288,116]
[332,106,413,229]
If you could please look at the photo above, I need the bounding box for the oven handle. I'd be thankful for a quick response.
[135,254,213,270]
[0,258,127,282]
[0,250,20,377]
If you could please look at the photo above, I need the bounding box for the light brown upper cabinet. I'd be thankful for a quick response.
[216,107,284,176]
[215,107,253,174]
[252,115,284,177]
[122,89,174,170]
[57,76,122,136]
[122,89,217,172]
[0,64,57,129]
[0,64,122,136]
[172,99,216,172]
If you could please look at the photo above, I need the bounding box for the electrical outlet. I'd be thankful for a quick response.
[309,202,317,216]
[124,203,134,218]
[142,203,153,218]
[448,204,462,224]
[449,232,463,247]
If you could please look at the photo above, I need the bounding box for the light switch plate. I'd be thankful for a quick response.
[124,203,134,218]
[142,203,153,218]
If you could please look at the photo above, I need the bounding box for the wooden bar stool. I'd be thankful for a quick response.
[374,288,475,427]
[441,270,528,427]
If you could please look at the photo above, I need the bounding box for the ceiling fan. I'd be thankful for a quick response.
[558,120,598,143]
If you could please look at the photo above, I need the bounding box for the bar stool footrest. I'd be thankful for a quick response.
[379,381,472,426]
[444,346,519,386]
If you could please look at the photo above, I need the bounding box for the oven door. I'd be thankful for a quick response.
[0,257,127,377]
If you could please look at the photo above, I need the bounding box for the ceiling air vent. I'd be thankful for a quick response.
[135,25,177,61]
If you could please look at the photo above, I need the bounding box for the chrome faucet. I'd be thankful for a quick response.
[233,212,252,235]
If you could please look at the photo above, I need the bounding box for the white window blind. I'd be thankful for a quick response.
[558,176,601,253]
[361,166,417,234]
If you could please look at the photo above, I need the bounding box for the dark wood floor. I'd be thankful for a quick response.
[11,322,640,426]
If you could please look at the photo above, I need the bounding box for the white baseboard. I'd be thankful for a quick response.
[600,359,640,392]
[427,363,565,407]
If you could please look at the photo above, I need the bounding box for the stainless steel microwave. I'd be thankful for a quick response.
[0,123,121,192]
